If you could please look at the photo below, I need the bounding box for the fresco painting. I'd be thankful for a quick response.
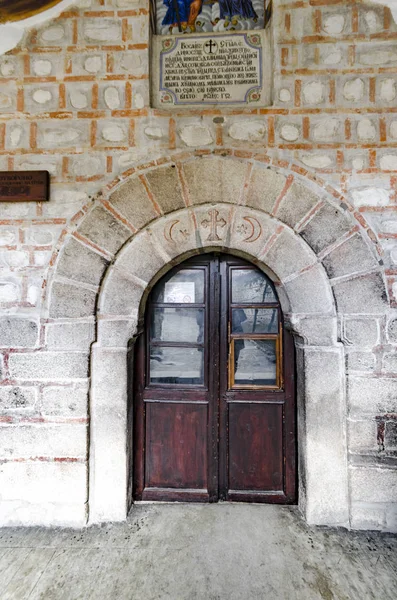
[0,0,63,23]
[156,0,265,34]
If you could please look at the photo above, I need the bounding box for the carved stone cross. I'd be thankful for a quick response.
[201,209,227,242]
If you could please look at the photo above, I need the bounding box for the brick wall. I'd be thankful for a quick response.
[1,0,397,529]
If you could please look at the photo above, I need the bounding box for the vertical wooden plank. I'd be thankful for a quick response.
[208,257,220,501]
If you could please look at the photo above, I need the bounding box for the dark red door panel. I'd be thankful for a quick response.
[228,402,285,500]
[144,402,208,495]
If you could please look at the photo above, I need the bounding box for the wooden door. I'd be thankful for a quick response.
[133,254,296,503]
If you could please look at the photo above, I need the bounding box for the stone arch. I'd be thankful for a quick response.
[45,153,389,527]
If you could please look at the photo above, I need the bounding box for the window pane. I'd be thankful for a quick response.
[150,346,204,385]
[233,339,277,386]
[151,307,204,343]
[231,269,276,304]
[152,269,204,304]
[232,308,278,334]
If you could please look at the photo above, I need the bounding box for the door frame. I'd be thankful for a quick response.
[132,252,297,504]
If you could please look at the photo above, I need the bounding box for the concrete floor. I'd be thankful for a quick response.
[0,505,397,600]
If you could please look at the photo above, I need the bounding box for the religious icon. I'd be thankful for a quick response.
[161,0,203,32]
[218,0,258,28]
[155,0,271,34]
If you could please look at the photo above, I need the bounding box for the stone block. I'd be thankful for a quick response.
[386,317,397,343]
[348,376,397,415]
[97,319,138,348]
[303,347,349,526]
[350,502,386,531]
[9,352,89,381]
[0,386,37,411]
[385,420,397,452]
[25,84,59,114]
[302,81,326,105]
[0,423,87,459]
[97,120,129,146]
[78,206,131,256]
[178,123,213,147]
[228,120,266,142]
[264,229,316,280]
[301,204,352,254]
[0,82,17,113]
[193,204,234,249]
[49,281,97,319]
[344,317,379,347]
[57,238,109,287]
[70,155,106,179]
[0,278,21,303]
[0,461,87,504]
[246,166,286,214]
[346,351,376,372]
[227,206,277,259]
[89,349,129,521]
[147,210,198,261]
[116,232,168,284]
[382,352,397,373]
[348,418,377,452]
[0,501,87,528]
[386,504,397,531]
[278,121,301,143]
[36,21,72,46]
[332,273,388,314]
[322,234,378,279]
[284,265,334,314]
[45,321,95,351]
[37,121,89,149]
[82,19,122,43]
[108,176,158,230]
[311,117,342,142]
[91,348,128,391]
[350,467,397,503]
[41,385,88,417]
[88,403,128,522]
[145,166,185,214]
[183,157,247,206]
[100,268,145,316]
[288,316,337,346]
[0,318,38,348]
[276,182,320,229]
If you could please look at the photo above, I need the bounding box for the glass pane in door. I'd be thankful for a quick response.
[150,346,204,385]
[231,269,277,304]
[232,308,278,334]
[151,308,205,343]
[151,269,205,303]
[233,339,277,386]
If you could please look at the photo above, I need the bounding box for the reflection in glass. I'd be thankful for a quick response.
[150,346,204,384]
[232,308,278,334]
[231,269,276,304]
[152,269,205,304]
[234,339,277,386]
[151,308,204,343]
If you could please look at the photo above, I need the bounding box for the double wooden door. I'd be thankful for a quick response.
[133,254,296,503]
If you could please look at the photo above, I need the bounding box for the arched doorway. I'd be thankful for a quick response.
[133,253,296,503]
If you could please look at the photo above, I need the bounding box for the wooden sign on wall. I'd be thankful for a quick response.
[0,171,50,202]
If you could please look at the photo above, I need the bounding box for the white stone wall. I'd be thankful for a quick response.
[0,0,397,530]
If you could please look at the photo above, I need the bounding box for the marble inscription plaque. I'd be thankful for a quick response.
[159,32,262,106]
